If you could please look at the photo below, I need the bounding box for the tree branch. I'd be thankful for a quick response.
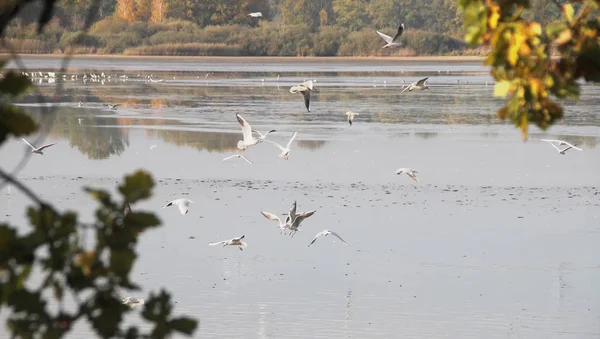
[0,167,47,207]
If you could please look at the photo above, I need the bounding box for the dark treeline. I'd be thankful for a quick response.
[2,0,561,56]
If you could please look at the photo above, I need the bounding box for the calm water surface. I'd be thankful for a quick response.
[1,57,600,338]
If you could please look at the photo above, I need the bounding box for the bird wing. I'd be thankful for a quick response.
[264,139,286,151]
[209,240,226,246]
[113,104,120,108]
[302,80,314,90]
[541,139,562,143]
[21,138,36,150]
[408,172,419,183]
[293,210,316,226]
[395,168,407,175]
[233,235,245,241]
[376,31,393,44]
[561,141,582,151]
[544,141,561,152]
[286,132,298,149]
[261,212,282,225]
[236,114,254,143]
[239,155,254,164]
[289,85,302,94]
[222,154,238,162]
[308,231,327,247]
[302,91,311,111]
[416,77,429,86]
[330,231,349,246]
[401,83,414,93]
[392,23,405,42]
[176,199,191,215]
[37,143,56,151]
[288,201,297,222]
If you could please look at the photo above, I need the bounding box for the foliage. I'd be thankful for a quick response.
[459,0,600,139]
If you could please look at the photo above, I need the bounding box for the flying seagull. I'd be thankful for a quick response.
[248,12,263,17]
[264,132,298,160]
[261,201,299,233]
[289,80,313,112]
[78,101,83,107]
[308,230,349,247]
[284,201,316,237]
[163,199,193,215]
[122,297,145,308]
[376,23,405,48]
[108,104,119,110]
[209,235,247,251]
[541,139,583,155]
[395,168,419,183]
[236,114,260,151]
[402,77,430,92]
[252,129,277,141]
[22,138,56,155]
[222,153,254,164]
[345,112,359,126]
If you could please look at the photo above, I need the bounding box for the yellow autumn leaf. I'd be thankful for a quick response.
[494,80,511,97]
[529,22,542,36]
[554,29,572,45]
[519,113,529,140]
[529,78,541,97]
[489,5,500,30]
[563,4,574,24]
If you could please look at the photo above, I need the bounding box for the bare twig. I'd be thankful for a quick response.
[0,167,47,207]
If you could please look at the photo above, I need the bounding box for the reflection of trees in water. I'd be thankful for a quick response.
[25,107,129,160]
[414,131,439,139]
[145,129,238,153]
[554,135,597,149]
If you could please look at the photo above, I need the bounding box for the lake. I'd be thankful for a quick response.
[1,56,600,338]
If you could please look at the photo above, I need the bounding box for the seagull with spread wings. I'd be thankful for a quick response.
[376,23,405,48]
[402,77,430,92]
[236,114,260,151]
[162,199,193,215]
[284,201,316,237]
[209,235,247,251]
[252,128,277,141]
[396,168,419,183]
[541,139,583,155]
[108,104,119,110]
[222,153,254,164]
[122,297,145,308]
[345,112,359,126]
[289,80,314,112]
[261,201,298,233]
[264,132,298,160]
[22,138,56,155]
[308,230,349,247]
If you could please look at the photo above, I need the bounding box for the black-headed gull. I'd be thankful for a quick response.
[209,235,247,251]
[163,199,193,215]
[308,230,349,247]
[345,112,359,126]
[248,12,263,17]
[395,168,419,182]
[122,297,145,308]
[376,23,405,48]
[284,201,315,237]
[22,138,56,155]
[108,104,119,110]
[222,153,253,164]
[402,77,429,92]
[541,139,583,155]
[264,132,298,160]
[261,201,298,233]
[236,114,260,151]
[289,80,313,112]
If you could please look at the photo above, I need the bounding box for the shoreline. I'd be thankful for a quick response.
[1,54,486,63]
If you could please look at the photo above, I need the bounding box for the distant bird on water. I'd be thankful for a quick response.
[289,80,314,112]
[395,168,419,183]
[22,138,56,155]
[248,12,263,18]
[376,23,405,48]
[108,104,119,110]
[122,297,144,308]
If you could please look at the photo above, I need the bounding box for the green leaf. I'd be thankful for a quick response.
[126,212,161,229]
[0,71,32,96]
[545,22,567,39]
[562,4,574,24]
[118,170,154,204]
[109,249,136,279]
[493,80,511,97]
[170,317,198,335]
[0,104,38,145]
[84,188,112,205]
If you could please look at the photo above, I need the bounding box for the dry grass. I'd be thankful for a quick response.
[123,43,242,56]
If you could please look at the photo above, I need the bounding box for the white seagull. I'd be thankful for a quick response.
[22,138,56,155]
[162,199,193,215]
[252,128,277,141]
[289,80,313,112]
[78,101,83,107]
[541,139,583,155]
[308,230,349,247]
[284,201,316,237]
[78,118,83,125]
[209,235,247,251]
[108,104,119,110]
[122,297,145,308]
[402,77,430,92]
[264,132,298,160]
[261,201,298,233]
[222,153,254,164]
[248,12,263,17]
[376,23,405,48]
[345,112,359,126]
[236,114,260,151]
[396,168,419,182]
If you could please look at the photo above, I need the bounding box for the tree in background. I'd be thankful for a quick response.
[459,0,600,139]
[134,0,152,22]
[115,0,136,22]
[333,0,371,31]
[151,0,168,23]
